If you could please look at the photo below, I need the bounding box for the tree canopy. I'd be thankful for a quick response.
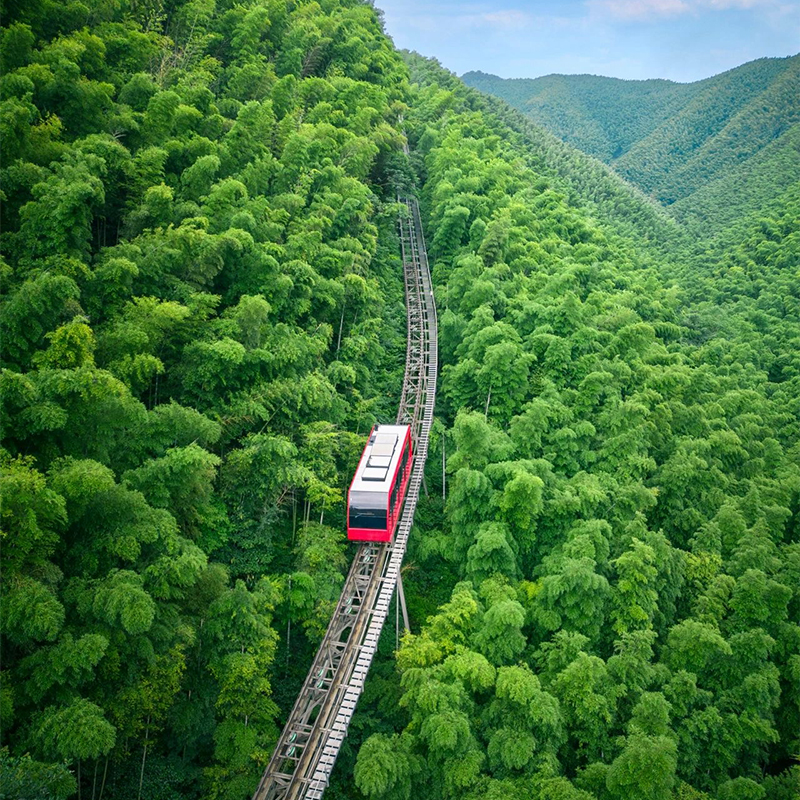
[1,3,798,800]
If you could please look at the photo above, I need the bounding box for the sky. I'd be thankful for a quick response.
[375,0,800,82]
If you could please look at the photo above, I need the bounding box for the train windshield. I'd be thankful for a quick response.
[349,491,387,530]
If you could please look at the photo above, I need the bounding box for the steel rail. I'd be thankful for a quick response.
[253,196,438,800]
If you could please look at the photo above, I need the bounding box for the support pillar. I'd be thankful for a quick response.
[397,572,411,634]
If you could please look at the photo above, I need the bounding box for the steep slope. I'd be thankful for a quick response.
[464,55,800,234]
[344,52,800,800]
[0,1,412,797]
[615,55,800,204]
[420,58,684,256]
[3,4,800,800]
[671,124,800,234]
[462,70,695,162]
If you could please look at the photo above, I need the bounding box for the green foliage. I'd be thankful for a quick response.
[352,51,799,800]
[0,452,66,574]
[0,577,64,645]
[36,698,116,761]
[0,747,76,800]
[464,56,800,236]
[0,0,410,797]
[606,730,677,800]
[355,733,421,800]
[2,4,798,800]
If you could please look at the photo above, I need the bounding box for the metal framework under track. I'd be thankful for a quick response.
[253,196,438,800]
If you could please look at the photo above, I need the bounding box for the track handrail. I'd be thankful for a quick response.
[253,196,438,800]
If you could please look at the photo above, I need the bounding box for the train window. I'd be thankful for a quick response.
[390,472,400,514]
[349,491,387,530]
[403,442,411,474]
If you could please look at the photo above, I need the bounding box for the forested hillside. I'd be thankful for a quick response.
[419,68,684,260]
[348,53,800,800]
[1,1,413,797]
[463,56,800,235]
[462,70,697,162]
[1,3,799,800]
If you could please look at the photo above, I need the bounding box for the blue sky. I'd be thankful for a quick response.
[375,0,800,82]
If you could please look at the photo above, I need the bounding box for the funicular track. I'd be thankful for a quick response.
[253,197,438,800]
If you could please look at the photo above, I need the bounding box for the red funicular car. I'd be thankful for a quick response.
[347,424,413,542]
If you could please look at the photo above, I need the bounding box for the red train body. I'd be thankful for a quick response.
[347,424,413,542]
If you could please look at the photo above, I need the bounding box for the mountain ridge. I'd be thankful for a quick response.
[463,52,796,89]
[463,54,800,234]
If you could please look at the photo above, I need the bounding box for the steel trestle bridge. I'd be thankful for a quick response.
[253,196,438,800]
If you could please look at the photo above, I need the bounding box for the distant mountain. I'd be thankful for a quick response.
[463,55,800,234]
[412,53,684,255]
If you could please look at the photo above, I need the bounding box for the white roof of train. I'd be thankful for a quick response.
[350,424,410,493]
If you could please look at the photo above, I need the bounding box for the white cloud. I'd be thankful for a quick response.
[479,9,533,27]
[587,0,781,19]
[705,0,770,7]
[450,8,535,30]
[588,0,689,19]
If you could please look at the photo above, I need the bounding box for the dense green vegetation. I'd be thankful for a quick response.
[2,3,798,800]
[0,1,412,797]
[463,56,800,235]
[348,53,800,800]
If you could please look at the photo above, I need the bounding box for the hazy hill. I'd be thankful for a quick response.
[462,70,696,162]
[414,56,685,257]
[464,55,800,233]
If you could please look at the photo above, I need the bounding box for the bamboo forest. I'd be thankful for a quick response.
[0,2,798,800]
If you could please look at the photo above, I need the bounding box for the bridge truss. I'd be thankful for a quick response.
[253,196,438,800]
